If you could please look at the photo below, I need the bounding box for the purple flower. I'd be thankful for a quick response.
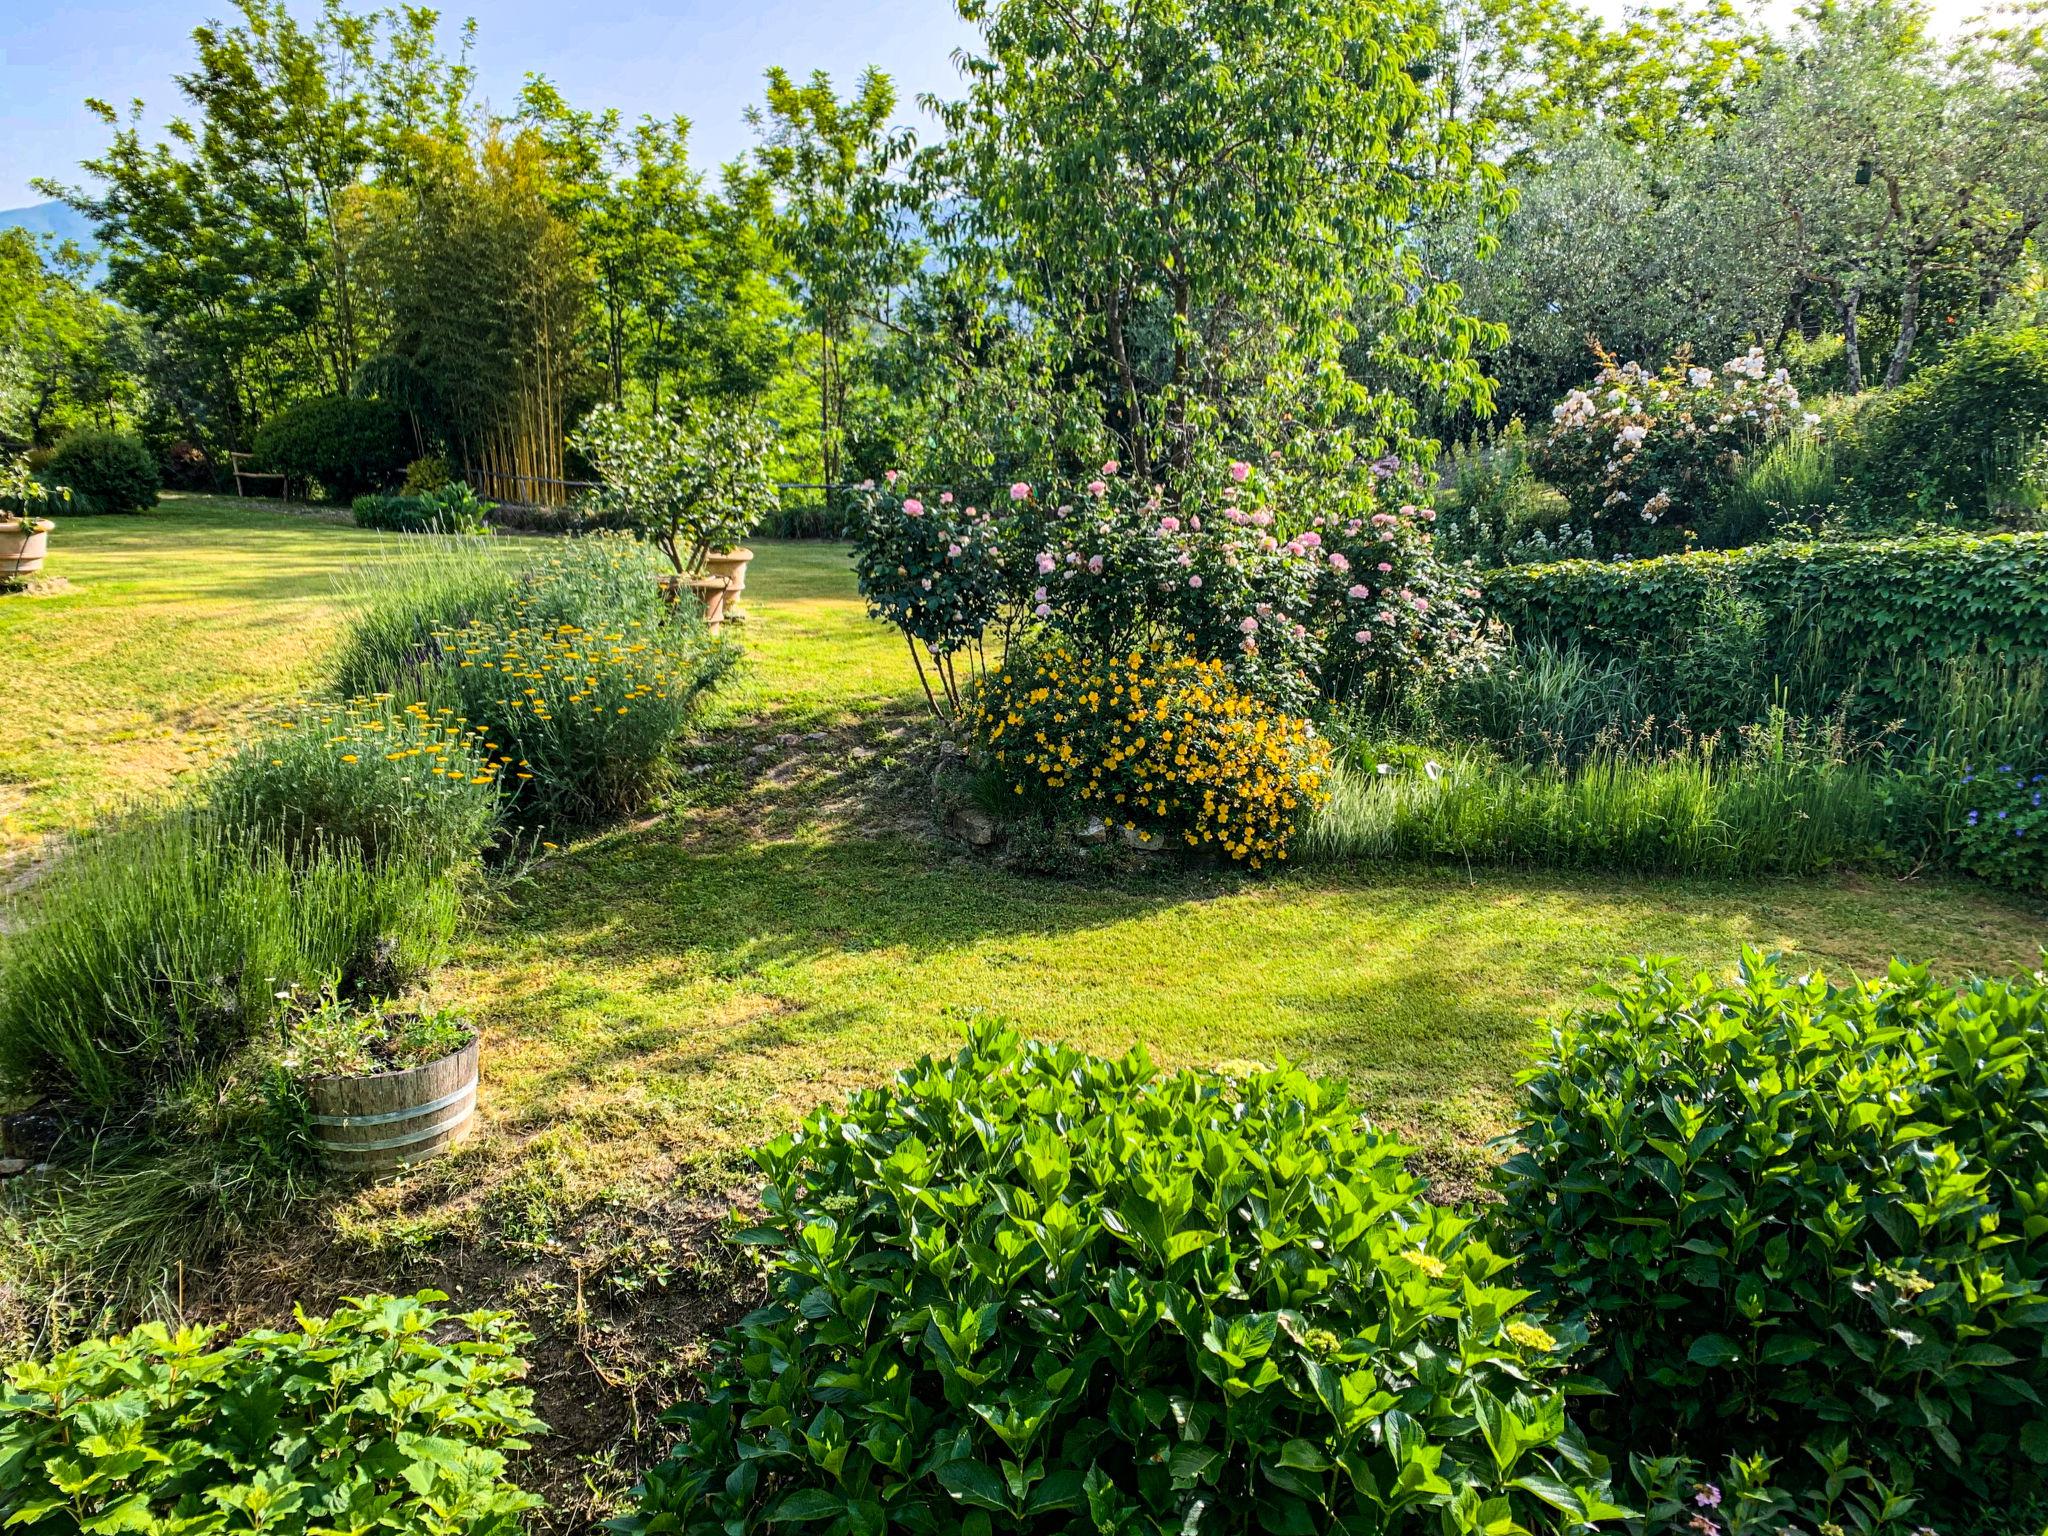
[1695,1485,1722,1511]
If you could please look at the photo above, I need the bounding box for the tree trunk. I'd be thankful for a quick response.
[1882,260,1923,390]
[1840,286,1865,396]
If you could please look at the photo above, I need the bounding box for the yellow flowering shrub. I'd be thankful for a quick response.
[213,693,507,868]
[436,609,732,822]
[964,644,1332,866]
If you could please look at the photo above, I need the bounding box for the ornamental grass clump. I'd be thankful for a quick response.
[0,1292,544,1535]
[1496,952,2048,1515]
[0,808,461,1110]
[210,693,507,869]
[623,1026,1621,1536]
[964,643,1333,865]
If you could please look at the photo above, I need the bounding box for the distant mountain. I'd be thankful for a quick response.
[0,201,97,252]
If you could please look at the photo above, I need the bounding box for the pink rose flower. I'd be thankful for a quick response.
[1188,575,1202,588]
[1347,583,1370,599]
[1354,629,1372,644]
[1328,553,1350,573]
[903,498,924,517]
[1377,561,1393,573]
[1159,516,1180,532]
[1102,459,1120,474]
[1087,479,1108,497]
[1009,481,1032,501]
[1239,616,1258,634]
[1229,461,1251,482]
[939,491,954,505]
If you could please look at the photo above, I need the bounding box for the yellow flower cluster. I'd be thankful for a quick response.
[965,647,1331,867]
[438,617,676,724]
[277,694,518,789]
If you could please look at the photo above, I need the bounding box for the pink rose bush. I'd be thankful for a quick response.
[850,454,1496,718]
[1537,345,1803,552]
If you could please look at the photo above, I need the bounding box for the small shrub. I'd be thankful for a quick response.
[353,483,494,535]
[622,1026,1620,1536]
[1954,759,2048,891]
[965,643,1333,866]
[0,1292,544,1534]
[44,429,160,515]
[1496,953,2048,1513]
[282,996,474,1078]
[210,693,507,869]
[0,809,462,1109]
[253,396,411,500]
[1432,420,1573,567]
[157,438,214,491]
[331,536,521,697]
[403,454,452,494]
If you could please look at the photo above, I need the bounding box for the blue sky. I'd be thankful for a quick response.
[0,1,980,208]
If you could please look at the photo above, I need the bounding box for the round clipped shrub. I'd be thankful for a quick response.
[252,396,410,500]
[964,643,1332,866]
[622,1026,1620,1536]
[44,429,160,515]
[1497,951,2048,1512]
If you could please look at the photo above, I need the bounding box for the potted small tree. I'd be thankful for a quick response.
[0,454,68,583]
[572,403,778,628]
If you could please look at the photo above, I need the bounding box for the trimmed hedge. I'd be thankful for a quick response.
[1484,532,2048,733]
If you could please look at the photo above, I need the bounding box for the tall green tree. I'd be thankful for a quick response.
[931,0,1512,480]
[40,1,472,446]
[748,67,921,489]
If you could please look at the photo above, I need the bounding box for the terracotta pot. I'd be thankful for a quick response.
[0,519,53,580]
[305,1035,479,1178]
[703,546,755,613]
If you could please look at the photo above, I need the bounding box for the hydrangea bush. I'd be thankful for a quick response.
[1538,348,1806,552]
[622,1027,1622,1536]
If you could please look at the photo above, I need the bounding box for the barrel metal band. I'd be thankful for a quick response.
[310,1077,476,1130]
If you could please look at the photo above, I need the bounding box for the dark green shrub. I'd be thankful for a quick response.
[0,1292,544,1534]
[44,429,160,515]
[352,483,493,535]
[1497,953,2048,1513]
[0,808,463,1109]
[1483,532,2048,738]
[253,396,410,500]
[623,1026,1622,1536]
[1838,326,2048,526]
[210,694,506,869]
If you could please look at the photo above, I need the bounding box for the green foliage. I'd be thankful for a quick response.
[402,454,451,494]
[0,808,462,1110]
[1698,428,1839,548]
[0,1292,544,1535]
[253,396,410,500]
[209,693,506,870]
[329,536,522,699]
[1497,953,2048,1512]
[1482,532,2048,737]
[351,482,494,534]
[931,0,1510,478]
[1301,726,1925,877]
[1431,421,1574,567]
[622,1026,1621,1536]
[571,402,778,573]
[282,996,474,1079]
[44,429,159,515]
[1954,760,2048,892]
[1838,327,2048,526]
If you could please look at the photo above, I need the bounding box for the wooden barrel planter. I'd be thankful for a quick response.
[306,1035,478,1177]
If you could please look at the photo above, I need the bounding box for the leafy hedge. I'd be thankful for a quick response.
[0,1292,543,1534]
[1483,532,2048,733]
[623,1026,1621,1536]
[1498,953,2048,1514]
